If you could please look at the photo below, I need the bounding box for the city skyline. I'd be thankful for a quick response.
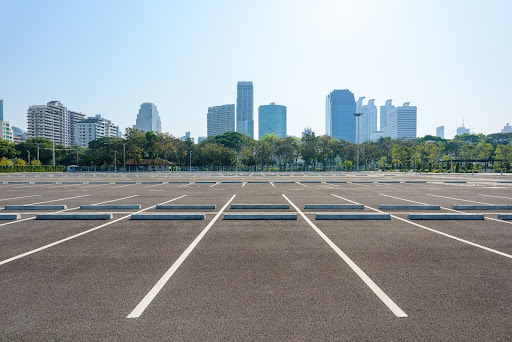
[1,1,511,140]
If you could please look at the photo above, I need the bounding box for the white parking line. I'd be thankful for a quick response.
[127,194,236,318]
[283,194,407,318]
[0,195,42,202]
[334,193,512,259]
[27,195,89,205]
[297,182,308,187]
[242,182,247,187]
[146,183,165,188]
[0,195,139,228]
[209,182,219,188]
[0,195,185,267]
[270,182,275,187]
[479,194,512,200]
[427,194,493,205]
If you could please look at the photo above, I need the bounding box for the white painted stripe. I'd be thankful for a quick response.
[145,183,165,188]
[0,195,42,202]
[334,194,512,259]
[0,195,138,228]
[127,194,236,318]
[27,195,89,205]
[270,182,275,187]
[0,195,185,266]
[209,182,219,188]
[427,194,493,205]
[297,182,308,187]
[284,194,407,318]
[242,182,247,187]
[479,194,512,200]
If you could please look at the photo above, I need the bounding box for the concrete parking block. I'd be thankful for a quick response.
[452,205,512,210]
[380,205,441,210]
[223,213,297,220]
[36,213,113,220]
[231,204,290,209]
[156,204,216,210]
[80,204,141,210]
[130,214,205,220]
[316,213,390,220]
[305,204,364,210]
[498,214,512,220]
[5,205,67,210]
[408,214,484,220]
[0,214,20,220]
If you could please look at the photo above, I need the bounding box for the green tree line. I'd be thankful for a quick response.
[1,129,512,172]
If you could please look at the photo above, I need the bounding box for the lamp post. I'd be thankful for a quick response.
[122,143,126,172]
[114,151,117,173]
[353,112,363,172]
[189,150,192,172]
[27,150,30,165]
[35,143,40,162]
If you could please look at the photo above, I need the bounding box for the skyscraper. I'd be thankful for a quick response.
[456,123,470,136]
[386,102,417,139]
[27,101,85,147]
[236,82,254,138]
[436,126,445,139]
[502,123,512,133]
[75,114,119,147]
[207,104,235,137]
[356,97,378,143]
[0,99,3,121]
[326,90,356,142]
[133,103,161,132]
[379,99,395,134]
[258,103,286,139]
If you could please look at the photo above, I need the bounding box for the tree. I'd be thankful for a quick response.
[300,132,319,167]
[0,140,19,159]
[0,157,13,166]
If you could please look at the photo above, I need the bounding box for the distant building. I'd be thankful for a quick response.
[181,131,191,141]
[370,131,385,142]
[236,82,254,138]
[207,104,235,137]
[501,123,512,133]
[379,99,395,134]
[0,120,13,142]
[12,126,27,143]
[198,136,207,143]
[75,114,119,148]
[258,103,286,139]
[326,90,357,143]
[133,103,161,132]
[356,97,378,143]
[436,126,445,139]
[27,101,85,147]
[386,102,417,140]
[0,99,3,121]
[456,122,470,136]
[302,127,313,137]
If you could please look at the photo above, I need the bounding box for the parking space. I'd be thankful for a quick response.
[1,172,512,340]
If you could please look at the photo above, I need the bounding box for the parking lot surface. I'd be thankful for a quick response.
[1,172,512,341]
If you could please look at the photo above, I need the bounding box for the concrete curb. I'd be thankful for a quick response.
[36,213,113,220]
[316,213,390,220]
[221,181,243,183]
[0,214,20,220]
[452,205,512,210]
[88,182,111,184]
[61,182,84,184]
[223,214,297,220]
[248,181,269,183]
[130,214,205,220]
[169,181,189,184]
[156,205,216,210]
[195,181,216,184]
[498,214,512,220]
[444,181,467,183]
[378,181,401,184]
[300,181,321,183]
[142,182,163,184]
[115,182,137,184]
[380,205,441,210]
[405,181,426,183]
[231,204,290,209]
[352,181,373,184]
[8,181,30,184]
[408,214,484,220]
[80,204,141,210]
[35,182,57,184]
[5,205,67,210]
[274,181,295,183]
[325,181,348,183]
[305,204,364,210]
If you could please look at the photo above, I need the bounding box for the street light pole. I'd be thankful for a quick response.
[27,150,30,165]
[353,112,363,172]
[36,143,40,162]
[122,143,126,172]
[114,151,117,173]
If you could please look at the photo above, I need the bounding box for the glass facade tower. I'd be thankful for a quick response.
[0,99,3,121]
[236,81,254,139]
[326,90,356,143]
[258,103,286,139]
[133,103,162,132]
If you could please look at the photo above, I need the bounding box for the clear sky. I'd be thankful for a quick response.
[1,0,511,139]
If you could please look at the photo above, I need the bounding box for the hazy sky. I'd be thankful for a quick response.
[1,0,511,139]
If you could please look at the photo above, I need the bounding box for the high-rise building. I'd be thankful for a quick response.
[75,114,119,147]
[198,136,207,143]
[207,104,235,137]
[501,123,512,133]
[12,126,27,143]
[356,97,378,143]
[133,103,161,132]
[379,99,395,134]
[0,120,13,142]
[27,101,85,147]
[386,102,417,140]
[456,122,470,136]
[326,90,357,143]
[258,102,286,139]
[436,126,445,139]
[181,131,191,141]
[236,82,254,138]
[0,99,3,121]
[302,127,313,137]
